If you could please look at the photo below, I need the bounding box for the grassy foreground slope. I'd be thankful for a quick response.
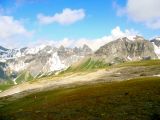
[118,59,160,67]
[0,77,160,120]
[0,60,160,120]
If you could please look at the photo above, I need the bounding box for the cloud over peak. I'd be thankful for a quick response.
[37,8,85,25]
[34,26,138,51]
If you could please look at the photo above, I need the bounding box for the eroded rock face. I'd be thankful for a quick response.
[0,44,93,80]
[151,37,160,47]
[95,36,157,63]
[0,35,159,82]
[0,62,8,82]
[151,37,160,58]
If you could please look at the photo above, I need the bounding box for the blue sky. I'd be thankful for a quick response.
[0,0,160,49]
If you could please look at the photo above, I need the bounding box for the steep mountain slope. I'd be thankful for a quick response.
[0,46,8,51]
[63,57,108,73]
[0,62,8,81]
[95,36,157,63]
[0,44,93,82]
[0,60,160,120]
[14,71,34,84]
[151,37,160,47]
[0,46,9,62]
[151,37,160,58]
[0,36,160,83]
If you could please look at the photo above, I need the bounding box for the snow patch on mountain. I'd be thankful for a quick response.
[126,36,136,41]
[0,49,5,52]
[25,45,46,55]
[127,56,132,61]
[47,50,53,54]
[13,78,17,85]
[47,52,66,71]
[15,49,25,58]
[0,59,6,62]
[152,43,160,58]
[155,37,160,41]
[9,61,29,72]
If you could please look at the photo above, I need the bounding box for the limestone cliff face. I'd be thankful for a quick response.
[151,37,160,58]
[95,36,157,63]
[0,35,159,82]
[151,37,160,47]
[0,44,93,81]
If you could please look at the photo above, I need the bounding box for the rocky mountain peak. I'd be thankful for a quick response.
[58,45,65,51]
[72,44,92,56]
[134,35,145,41]
[20,47,28,53]
[82,44,92,50]
[0,46,8,52]
[0,36,160,82]
[151,37,160,47]
[95,36,157,63]
[121,36,145,42]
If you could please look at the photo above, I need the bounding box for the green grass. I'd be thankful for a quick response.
[0,84,13,91]
[0,80,14,91]
[0,77,160,120]
[60,59,160,76]
[117,59,160,67]
[31,59,160,83]
[60,58,109,74]
[15,71,34,84]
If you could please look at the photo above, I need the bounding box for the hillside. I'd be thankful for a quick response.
[14,71,34,84]
[0,60,160,119]
[61,57,108,73]
[1,1,160,120]
[0,77,160,120]
[0,36,160,85]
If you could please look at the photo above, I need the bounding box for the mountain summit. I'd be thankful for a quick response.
[0,44,93,82]
[95,36,157,63]
[0,36,160,83]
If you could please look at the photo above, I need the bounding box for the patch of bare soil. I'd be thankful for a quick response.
[0,65,159,98]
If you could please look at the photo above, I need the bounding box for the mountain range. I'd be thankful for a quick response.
[0,35,159,84]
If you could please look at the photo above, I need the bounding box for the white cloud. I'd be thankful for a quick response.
[37,8,85,25]
[0,16,31,39]
[0,15,33,48]
[71,27,138,50]
[34,26,138,51]
[115,0,160,29]
[146,19,160,29]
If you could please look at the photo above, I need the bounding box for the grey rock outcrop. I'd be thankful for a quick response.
[95,36,157,63]
[151,37,160,47]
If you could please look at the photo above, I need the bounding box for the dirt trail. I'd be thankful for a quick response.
[0,68,121,98]
[1,65,159,98]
